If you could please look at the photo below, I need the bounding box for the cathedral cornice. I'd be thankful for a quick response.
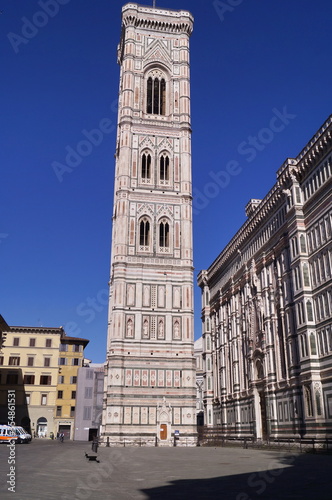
[277,114,332,185]
[204,114,332,283]
[294,115,332,181]
[207,183,284,279]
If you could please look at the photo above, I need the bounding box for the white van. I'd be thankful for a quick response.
[0,425,18,444]
[13,426,32,444]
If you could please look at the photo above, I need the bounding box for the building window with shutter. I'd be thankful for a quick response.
[85,387,93,399]
[83,406,92,420]
[40,375,51,385]
[24,374,35,384]
[9,356,20,366]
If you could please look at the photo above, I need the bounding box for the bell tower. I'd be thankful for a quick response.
[102,3,196,446]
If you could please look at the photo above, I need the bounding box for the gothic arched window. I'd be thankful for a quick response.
[306,300,314,321]
[159,219,170,248]
[303,263,310,287]
[160,153,170,183]
[147,76,166,115]
[139,218,150,248]
[300,234,306,253]
[310,332,317,355]
[141,152,151,181]
[304,386,313,417]
[315,388,323,416]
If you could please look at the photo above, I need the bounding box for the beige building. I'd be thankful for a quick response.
[0,325,89,439]
[102,3,197,446]
[0,326,63,436]
[198,114,332,442]
[54,335,89,440]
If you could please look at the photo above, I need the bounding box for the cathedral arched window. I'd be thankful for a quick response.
[256,359,264,380]
[310,332,317,355]
[304,386,313,417]
[303,263,310,287]
[139,217,150,249]
[315,387,323,416]
[159,153,170,183]
[159,219,170,249]
[306,300,314,321]
[141,152,151,182]
[147,76,166,115]
[300,234,306,253]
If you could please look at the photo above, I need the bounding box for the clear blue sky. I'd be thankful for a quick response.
[1,0,332,363]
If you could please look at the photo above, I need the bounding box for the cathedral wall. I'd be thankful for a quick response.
[198,115,332,441]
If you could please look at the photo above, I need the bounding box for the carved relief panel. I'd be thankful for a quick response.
[173,317,181,340]
[126,284,136,306]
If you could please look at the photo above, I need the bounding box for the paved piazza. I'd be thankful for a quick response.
[1,440,332,499]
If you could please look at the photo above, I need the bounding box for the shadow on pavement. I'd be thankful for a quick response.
[140,453,332,500]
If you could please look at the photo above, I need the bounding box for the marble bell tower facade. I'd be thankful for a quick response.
[102,3,196,446]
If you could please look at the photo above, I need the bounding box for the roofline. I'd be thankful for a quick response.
[5,326,65,334]
[61,336,89,346]
[0,315,10,332]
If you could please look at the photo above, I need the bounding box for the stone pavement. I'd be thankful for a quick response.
[1,439,332,499]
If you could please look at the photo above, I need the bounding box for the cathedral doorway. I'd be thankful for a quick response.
[160,424,167,440]
[253,357,268,440]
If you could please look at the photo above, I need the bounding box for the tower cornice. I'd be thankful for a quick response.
[121,3,194,36]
